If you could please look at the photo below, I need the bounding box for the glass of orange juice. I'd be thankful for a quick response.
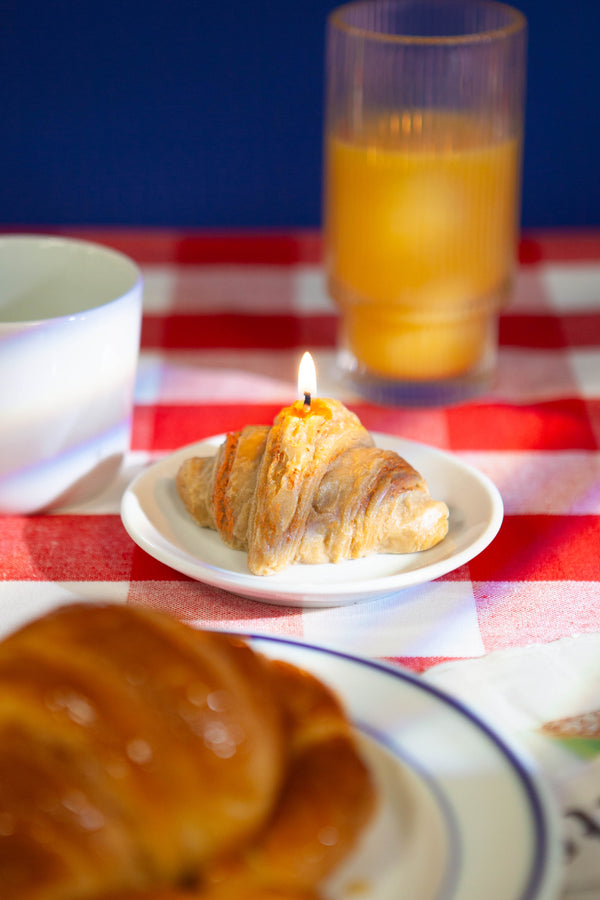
[324,0,527,405]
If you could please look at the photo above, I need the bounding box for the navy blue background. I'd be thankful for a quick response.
[1,0,597,229]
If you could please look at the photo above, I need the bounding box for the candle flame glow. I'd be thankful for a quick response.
[298,351,317,400]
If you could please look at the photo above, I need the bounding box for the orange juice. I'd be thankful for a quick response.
[325,110,520,380]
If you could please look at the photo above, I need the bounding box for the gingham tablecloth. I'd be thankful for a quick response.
[2,228,600,896]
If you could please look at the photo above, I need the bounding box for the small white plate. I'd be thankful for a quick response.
[250,637,562,900]
[121,433,503,607]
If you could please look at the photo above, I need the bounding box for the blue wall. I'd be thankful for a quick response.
[1,0,597,229]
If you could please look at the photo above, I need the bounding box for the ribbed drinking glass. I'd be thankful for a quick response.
[324,0,527,405]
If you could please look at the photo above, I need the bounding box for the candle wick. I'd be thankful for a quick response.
[303,392,311,407]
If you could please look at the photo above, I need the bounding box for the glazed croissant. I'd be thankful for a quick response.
[0,602,375,899]
[177,398,449,575]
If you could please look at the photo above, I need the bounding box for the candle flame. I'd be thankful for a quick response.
[298,351,317,400]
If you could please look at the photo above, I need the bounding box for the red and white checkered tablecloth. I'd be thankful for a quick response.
[1,228,600,676]
[2,227,600,897]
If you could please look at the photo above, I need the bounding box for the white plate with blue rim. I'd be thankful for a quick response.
[249,636,562,900]
[121,432,504,607]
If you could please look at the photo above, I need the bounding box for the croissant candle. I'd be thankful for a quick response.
[176,355,449,575]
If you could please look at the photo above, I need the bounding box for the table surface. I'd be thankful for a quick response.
[2,227,600,899]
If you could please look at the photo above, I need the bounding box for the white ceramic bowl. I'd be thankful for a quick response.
[0,235,143,514]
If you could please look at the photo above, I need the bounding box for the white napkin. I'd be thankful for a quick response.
[423,632,600,899]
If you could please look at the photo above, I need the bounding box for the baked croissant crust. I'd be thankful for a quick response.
[176,398,449,575]
[0,602,375,899]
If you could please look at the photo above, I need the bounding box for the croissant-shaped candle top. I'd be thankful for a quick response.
[282,351,345,420]
[176,393,449,576]
[279,396,335,422]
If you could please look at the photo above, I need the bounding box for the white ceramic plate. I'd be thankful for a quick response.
[121,433,503,607]
[250,637,562,900]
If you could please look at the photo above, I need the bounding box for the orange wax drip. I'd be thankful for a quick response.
[285,399,333,420]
